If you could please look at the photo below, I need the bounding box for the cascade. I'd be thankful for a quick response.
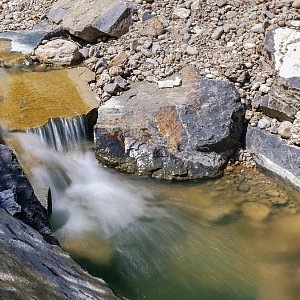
[14,117,150,239]
[28,115,87,152]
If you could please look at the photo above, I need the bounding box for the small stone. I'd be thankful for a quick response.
[173,7,191,19]
[278,121,293,139]
[103,83,120,95]
[242,202,271,222]
[186,46,198,55]
[139,17,165,38]
[211,27,224,40]
[215,0,228,7]
[251,23,266,33]
[258,118,271,129]
[157,76,182,89]
[109,51,128,67]
[259,84,270,94]
[238,183,250,193]
[244,43,256,50]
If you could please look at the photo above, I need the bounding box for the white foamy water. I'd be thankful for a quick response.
[13,131,151,239]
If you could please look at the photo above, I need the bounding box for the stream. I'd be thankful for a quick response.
[2,45,300,300]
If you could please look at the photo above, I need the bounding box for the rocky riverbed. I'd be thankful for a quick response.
[0,0,300,299]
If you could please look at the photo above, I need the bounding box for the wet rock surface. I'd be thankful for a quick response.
[0,144,57,244]
[48,0,134,42]
[0,207,120,300]
[94,66,245,179]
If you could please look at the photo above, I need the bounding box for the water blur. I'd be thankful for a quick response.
[9,120,300,300]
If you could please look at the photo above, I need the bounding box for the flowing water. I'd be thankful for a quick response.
[9,120,300,300]
[3,42,300,300]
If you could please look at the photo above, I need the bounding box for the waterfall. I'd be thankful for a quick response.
[12,131,151,239]
[28,115,87,152]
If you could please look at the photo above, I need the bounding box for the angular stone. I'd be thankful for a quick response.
[94,66,245,180]
[138,17,165,38]
[34,39,80,66]
[246,126,300,191]
[211,27,224,40]
[48,0,134,42]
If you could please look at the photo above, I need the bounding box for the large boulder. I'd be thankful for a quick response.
[246,125,300,191]
[0,144,57,244]
[257,28,300,121]
[34,39,80,66]
[94,67,245,180]
[0,207,120,300]
[48,0,134,42]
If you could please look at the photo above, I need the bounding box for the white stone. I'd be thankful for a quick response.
[244,43,256,49]
[34,39,80,66]
[273,28,300,79]
[258,118,271,129]
[226,42,235,47]
[291,20,300,27]
[157,76,182,89]
[173,7,191,19]
[278,121,293,139]
[186,46,198,55]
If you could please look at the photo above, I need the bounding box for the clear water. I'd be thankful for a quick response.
[11,130,300,300]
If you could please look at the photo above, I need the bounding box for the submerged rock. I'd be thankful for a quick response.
[94,66,245,180]
[48,0,134,42]
[0,144,57,244]
[0,207,120,300]
[242,202,270,222]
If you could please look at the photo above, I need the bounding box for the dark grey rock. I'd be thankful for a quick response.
[246,125,300,191]
[0,187,21,215]
[0,207,120,300]
[94,66,245,180]
[48,0,134,42]
[0,144,57,244]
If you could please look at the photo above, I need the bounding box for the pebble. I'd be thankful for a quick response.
[278,121,293,139]
[258,118,271,129]
[186,46,198,55]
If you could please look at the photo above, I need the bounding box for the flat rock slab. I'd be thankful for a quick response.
[48,0,134,42]
[260,28,300,121]
[94,67,245,180]
[246,126,300,191]
[0,207,120,300]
